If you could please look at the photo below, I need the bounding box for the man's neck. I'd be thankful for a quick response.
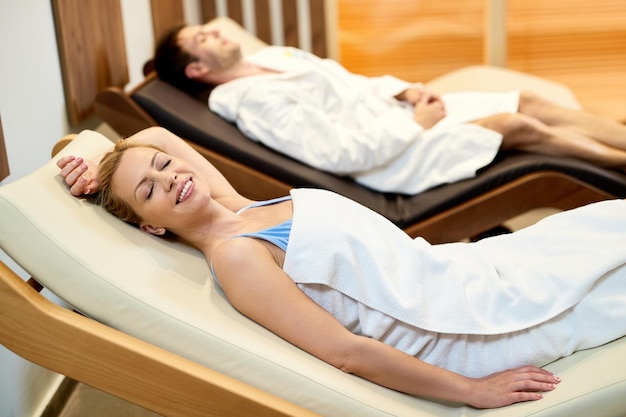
[209,59,279,85]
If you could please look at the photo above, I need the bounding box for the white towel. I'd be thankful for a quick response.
[284,189,626,336]
[283,189,626,376]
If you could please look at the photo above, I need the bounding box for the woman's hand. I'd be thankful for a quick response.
[57,155,100,196]
[467,365,560,409]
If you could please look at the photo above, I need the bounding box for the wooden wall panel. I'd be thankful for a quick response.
[225,0,244,24]
[309,0,328,57]
[281,0,299,48]
[253,0,272,44]
[337,0,626,120]
[52,0,129,125]
[507,0,626,74]
[150,0,186,43]
[200,0,218,21]
[337,0,485,83]
[507,0,626,120]
[0,115,9,181]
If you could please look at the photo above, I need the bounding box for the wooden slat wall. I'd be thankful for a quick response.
[254,0,272,45]
[150,0,186,43]
[0,115,9,181]
[200,0,218,20]
[281,0,299,48]
[51,0,128,125]
[309,0,328,57]
[337,0,626,120]
[200,0,328,57]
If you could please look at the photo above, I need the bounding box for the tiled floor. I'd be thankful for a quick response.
[47,380,162,417]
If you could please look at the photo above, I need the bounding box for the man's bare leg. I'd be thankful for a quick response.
[473,112,626,168]
[517,90,626,151]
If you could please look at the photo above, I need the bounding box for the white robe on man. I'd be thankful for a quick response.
[210,46,518,194]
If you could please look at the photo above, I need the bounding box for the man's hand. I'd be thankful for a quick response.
[396,85,440,103]
[57,155,100,196]
[412,92,446,129]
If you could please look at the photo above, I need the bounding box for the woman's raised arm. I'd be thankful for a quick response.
[58,127,253,209]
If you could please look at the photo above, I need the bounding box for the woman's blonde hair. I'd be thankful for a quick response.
[98,139,163,225]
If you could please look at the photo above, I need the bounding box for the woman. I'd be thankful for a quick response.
[58,127,626,409]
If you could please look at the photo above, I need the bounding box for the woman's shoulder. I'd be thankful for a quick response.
[212,236,284,293]
[213,236,277,271]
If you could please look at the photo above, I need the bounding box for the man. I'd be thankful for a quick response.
[154,23,626,195]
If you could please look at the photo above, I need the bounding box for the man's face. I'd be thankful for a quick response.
[178,24,242,72]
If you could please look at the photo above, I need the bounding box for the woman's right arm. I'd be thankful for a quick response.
[212,237,560,408]
[57,155,102,196]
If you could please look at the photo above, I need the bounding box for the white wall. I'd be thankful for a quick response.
[0,1,201,416]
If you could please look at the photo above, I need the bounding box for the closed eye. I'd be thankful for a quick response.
[146,182,154,200]
[194,32,206,44]
[146,158,171,199]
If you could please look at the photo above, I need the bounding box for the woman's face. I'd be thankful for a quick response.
[112,146,210,234]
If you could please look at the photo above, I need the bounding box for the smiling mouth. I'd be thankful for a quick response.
[177,178,192,203]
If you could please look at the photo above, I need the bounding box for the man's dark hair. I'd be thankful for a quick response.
[154,24,211,97]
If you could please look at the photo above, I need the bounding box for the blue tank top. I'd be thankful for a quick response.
[211,196,292,287]
[233,196,293,251]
